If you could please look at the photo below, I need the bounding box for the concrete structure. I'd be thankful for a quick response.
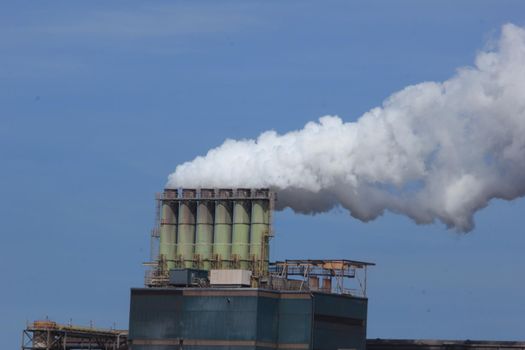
[128,288,368,350]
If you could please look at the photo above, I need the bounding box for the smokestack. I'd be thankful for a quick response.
[250,189,270,274]
[177,189,196,268]
[213,189,233,268]
[195,189,215,270]
[167,24,525,232]
[155,188,273,278]
[232,189,251,270]
[159,189,178,271]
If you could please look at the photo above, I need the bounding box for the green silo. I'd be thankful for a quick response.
[159,189,178,271]
[250,189,270,275]
[177,189,196,268]
[232,189,251,270]
[213,189,233,268]
[195,189,215,270]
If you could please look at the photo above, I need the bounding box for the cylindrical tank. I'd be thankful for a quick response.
[195,189,215,270]
[250,189,270,274]
[159,189,178,270]
[232,189,251,269]
[177,189,196,268]
[213,189,233,268]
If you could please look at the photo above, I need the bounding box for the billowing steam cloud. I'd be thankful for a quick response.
[168,24,525,232]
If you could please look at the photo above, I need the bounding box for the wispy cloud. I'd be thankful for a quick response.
[16,3,261,40]
[0,3,263,78]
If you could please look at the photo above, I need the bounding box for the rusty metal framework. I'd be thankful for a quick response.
[268,259,374,297]
[21,320,127,350]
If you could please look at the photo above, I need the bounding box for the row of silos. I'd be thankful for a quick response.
[158,188,272,274]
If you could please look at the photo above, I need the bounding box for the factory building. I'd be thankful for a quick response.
[128,188,374,350]
[20,188,525,350]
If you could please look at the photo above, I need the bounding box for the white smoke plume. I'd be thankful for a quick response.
[168,24,525,232]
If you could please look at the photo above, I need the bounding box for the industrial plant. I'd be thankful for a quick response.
[131,188,373,350]
[20,188,525,350]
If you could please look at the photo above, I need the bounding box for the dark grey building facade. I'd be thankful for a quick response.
[129,288,368,350]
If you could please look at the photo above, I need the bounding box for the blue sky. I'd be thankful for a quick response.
[1,1,525,348]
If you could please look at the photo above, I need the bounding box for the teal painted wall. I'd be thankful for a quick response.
[130,289,258,342]
[312,293,368,350]
[129,289,184,340]
[129,289,367,350]
[278,298,313,345]
[183,295,258,340]
[255,294,279,343]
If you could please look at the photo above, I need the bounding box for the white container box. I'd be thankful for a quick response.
[210,269,252,286]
